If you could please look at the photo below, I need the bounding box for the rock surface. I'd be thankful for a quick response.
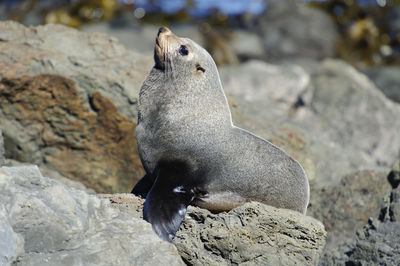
[0,21,148,192]
[173,203,326,266]
[321,185,400,265]
[0,163,327,265]
[100,194,327,265]
[257,1,337,61]
[364,66,400,103]
[307,170,391,251]
[221,59,400,186]
[0,165,184,266]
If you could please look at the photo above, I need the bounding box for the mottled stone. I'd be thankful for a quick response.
[308,170,391,251]
[174,203,326,265]
[0,166,184,266]
[100,194,327,265]
[0,20,150,192]
[0,74,144,193]
[321,186,400,265]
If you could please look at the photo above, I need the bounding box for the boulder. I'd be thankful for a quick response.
[307,170,391,251]
[0,21,150,192]
[257,0,338,62]
[220,59,400,186]
[173,203,326,265]
[100,194,327,265]
[0,166,184,266]
[321,186,400,265]
[364,66,400,103]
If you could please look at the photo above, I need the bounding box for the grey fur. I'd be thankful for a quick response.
[136,28,309,214]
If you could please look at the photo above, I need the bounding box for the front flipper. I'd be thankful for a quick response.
[143,160,201,242]
[131,174,155,198]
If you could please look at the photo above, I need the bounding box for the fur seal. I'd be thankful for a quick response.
[132,27,309,242]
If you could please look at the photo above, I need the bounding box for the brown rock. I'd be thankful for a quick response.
[0,74,144,192]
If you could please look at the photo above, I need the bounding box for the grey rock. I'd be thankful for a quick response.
[300,60,400,185]
[221,59,400,186]
[229,30,264,60]
[257,1,337,61]
[100,194,327,265]
[81,22,158,56]
[307,170,391,252]
[321,186,400,265]
[0,166,184,266]
[0,20,151,119]
[0,129,4,166]
[364,66,400,103]
[173,203,326,265]
[220,59,400,259]
[0,205,24,266]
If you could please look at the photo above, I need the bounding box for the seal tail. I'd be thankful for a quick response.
[143,159,200,242]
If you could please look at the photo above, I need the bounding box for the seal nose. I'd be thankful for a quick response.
[158,27,171,36]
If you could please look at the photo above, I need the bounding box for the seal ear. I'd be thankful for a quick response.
[196,63,205,73]
[143,160,198,242]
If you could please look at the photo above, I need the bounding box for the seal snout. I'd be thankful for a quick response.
[158,26,171,36]
[154,27,175,70]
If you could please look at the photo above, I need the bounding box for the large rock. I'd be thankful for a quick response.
[321,186,400,265]
[257,1,337,61]
[364,66,400,103]
[173,203,326,265]
[220,59,400,186]
[307,170,391,251]
[220,59,400,260]
[100,194,327,265]
[0,166,184,265]
[0,21,150,192]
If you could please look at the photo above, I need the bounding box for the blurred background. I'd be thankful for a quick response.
[1,0,399,69]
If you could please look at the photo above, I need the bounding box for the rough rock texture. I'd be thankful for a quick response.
[0,21,149,192]
[173,203,326,266]
[98,194,327,265]
[257,1,337,61]
[0,74,144,193]
[0,163,327,266]
[0,166,184,266]
[220,59,400,261]
[364,66,400,103]
[307,170,391,251]
[321,186,400,265]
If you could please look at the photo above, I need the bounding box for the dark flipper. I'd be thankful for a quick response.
[131,174,155,198]
[143,159,202,242]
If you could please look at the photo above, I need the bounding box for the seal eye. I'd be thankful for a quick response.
[179,45,189,56]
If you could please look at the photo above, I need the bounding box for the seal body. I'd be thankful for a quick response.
[132,27,309,242]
